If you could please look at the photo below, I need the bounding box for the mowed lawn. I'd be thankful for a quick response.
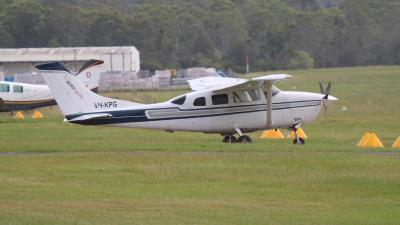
[0,66,400,225]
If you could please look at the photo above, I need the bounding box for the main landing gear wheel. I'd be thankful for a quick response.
[293,138,305,145]
[223,135,237,143]
[238,135,252,143]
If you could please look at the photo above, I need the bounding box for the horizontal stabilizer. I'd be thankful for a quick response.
[67,113,112,122]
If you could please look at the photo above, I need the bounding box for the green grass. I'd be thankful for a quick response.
[0,66,400,225]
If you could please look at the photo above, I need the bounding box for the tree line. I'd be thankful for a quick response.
[0,0,399,72]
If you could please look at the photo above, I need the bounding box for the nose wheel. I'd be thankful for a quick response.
[293,137,305,145]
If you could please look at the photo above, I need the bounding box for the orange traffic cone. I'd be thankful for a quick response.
[392,137,400,149]
[260,129,285,139]
[32,111,43,119]
[358,132,384,148]
[357,132,371,147]
[14,111,24,119]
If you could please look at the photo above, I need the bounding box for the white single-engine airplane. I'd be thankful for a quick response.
[0,60,103,113]
[36,62,337,144]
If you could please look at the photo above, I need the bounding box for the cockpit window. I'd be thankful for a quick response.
[233,89,261,103]
[0,83,9,92]
[13,85,23,93]
[171,95,186,105]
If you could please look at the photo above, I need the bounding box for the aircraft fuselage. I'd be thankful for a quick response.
[65,88,325,134]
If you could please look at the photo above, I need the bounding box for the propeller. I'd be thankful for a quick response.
[319,82,332,118]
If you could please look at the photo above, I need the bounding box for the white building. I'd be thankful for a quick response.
[0,46,140,75]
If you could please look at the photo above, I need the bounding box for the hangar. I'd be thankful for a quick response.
[0,46,140,76]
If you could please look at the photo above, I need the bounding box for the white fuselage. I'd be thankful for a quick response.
[0,81,55,112]
[0,81,52,102]
[75,88,325,134]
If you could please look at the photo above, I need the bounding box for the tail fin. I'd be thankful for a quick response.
[36,62,142,116]
[76,59,103,92]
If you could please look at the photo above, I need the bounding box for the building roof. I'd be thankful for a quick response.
[0,46,139,63]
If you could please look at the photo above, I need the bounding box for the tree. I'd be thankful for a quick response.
[42,4,86,47]
[84,8,129,46]
[2,0,47,47]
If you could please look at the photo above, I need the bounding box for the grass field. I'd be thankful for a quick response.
[0,66,400,224]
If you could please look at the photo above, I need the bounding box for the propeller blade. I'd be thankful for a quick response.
[324,82,332,99]
[319,82,325,94]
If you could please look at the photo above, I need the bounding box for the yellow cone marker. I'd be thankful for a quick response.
[287,127,308,139]
[367,133,384,148]
[392,137,400,149]
[14,111,24,119]
[359,132,384,148]
[32,111,44,119]
[260,129,285,139]
[357,132,371,147]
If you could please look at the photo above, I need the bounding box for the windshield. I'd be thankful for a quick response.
[263,85,280,97]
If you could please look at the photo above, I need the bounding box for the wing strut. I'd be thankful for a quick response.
[266,82,273,129]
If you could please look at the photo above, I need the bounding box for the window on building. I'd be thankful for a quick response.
[193,97,206,106]
[212,94,229,105]
[0,83,10,92]
[171,95,186,105]
[13,85,23,93]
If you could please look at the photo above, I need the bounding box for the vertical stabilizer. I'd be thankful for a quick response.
[76,59,103,91]
[36,62,141,116]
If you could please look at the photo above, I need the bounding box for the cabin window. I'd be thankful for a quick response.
[193,97,206,106]
[13,85,23,93]
[171,95,186,105]
[0,83,9,92]
[212,94,229,105]
[233,90,261,103]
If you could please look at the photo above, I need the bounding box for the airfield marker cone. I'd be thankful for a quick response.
[260,129,285,139]
[357,132,371,147]
[14,111,24,119]
[366,133,385,148]
[358,132,384,148]
[287,127,308,139]
[32,111,43,119]
[392,137,400,149]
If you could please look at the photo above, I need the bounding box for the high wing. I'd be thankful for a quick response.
[187,77,247,91]
[187,74,292,129]
[187,74,291,92]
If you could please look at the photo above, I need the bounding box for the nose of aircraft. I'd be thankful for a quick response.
[327,95,338,101]
[319,94,338,101]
